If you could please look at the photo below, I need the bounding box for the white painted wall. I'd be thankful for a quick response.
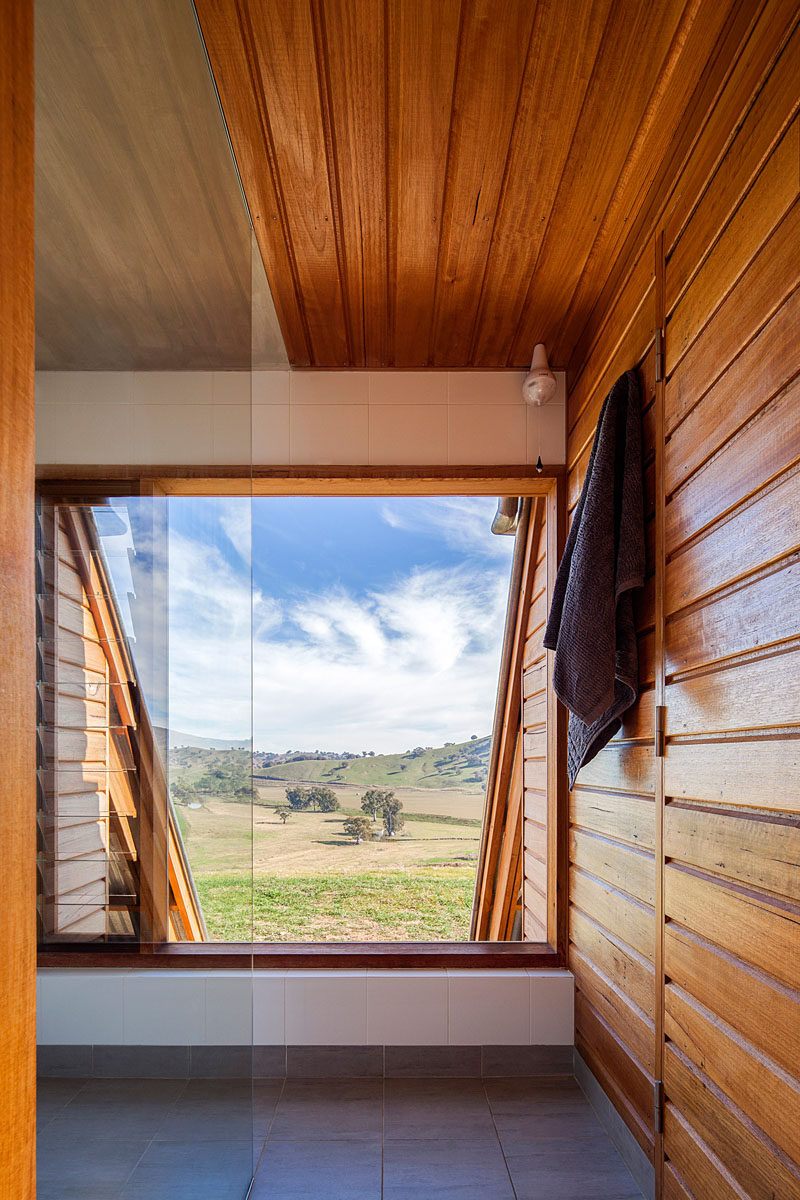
[35,369,566,467]
[37,968,574,1047]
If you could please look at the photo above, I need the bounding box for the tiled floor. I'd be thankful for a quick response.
[37,1076,643,1199]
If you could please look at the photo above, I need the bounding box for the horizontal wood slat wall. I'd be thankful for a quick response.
[566,2,800,1194]
[660,11,800,1192]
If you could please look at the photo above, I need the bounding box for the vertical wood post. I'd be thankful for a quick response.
[0,0,37,1194]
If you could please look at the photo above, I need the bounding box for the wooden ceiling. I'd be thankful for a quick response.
[35,0,287,370]
[195,0,743,369]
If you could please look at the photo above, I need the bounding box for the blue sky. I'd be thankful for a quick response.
[100,496,515,754]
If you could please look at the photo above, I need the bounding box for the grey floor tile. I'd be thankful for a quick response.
[269,1078,383,1141]
[384,1045,481,1077]
[482,1045,574,1076]
[384,1078,498,1142]
[66,1077,188,1106]
[286,1045,384,1078]
[132,1138,253,1174]
[494,1104,605,1147]
[35,1184,120,1200]
[36,1135,150,1186]
[382,1138,516,1199]
[119,1179,250,1200]
[36,1078,89,1128]
[505,1135,643,1200]
[119,1142,253,1200]
[92,1045,190,1078]
[484,1077,586,1106]
[251,1139,382,1199]
[191,1045,253,1078]
[154,1105,256,1143]
[37,1046,93,1077]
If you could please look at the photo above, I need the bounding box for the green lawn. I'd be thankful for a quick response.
[195,868,476,941]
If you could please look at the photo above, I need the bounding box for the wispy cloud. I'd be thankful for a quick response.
[118,498,515,752]
[379,497,516,560]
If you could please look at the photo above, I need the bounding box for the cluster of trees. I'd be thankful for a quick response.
[340,789,405,843]
[284,784,340,813]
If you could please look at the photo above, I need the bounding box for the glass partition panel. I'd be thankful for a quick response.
[35,0,256,1194]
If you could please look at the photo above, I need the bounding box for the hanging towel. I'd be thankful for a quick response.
[543,369,645,787]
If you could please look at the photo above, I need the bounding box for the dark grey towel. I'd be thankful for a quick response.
[543,370,645,787]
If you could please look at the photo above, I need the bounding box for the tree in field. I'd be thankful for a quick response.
[343,816,373,844]
[382,794,405,837]
[274,807,291,824]
[308,785,340,813]
[285,785,312,810]
[361,787,394,821]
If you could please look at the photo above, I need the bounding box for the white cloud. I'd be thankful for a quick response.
[379,496,516,561]
[121,500,515,752]
[251,563,510,752]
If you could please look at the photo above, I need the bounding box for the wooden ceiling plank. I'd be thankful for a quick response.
[198,0,350,365]
[551,0,739,366]
[428,0,538,367]
[318,0,388,367]
[471,0,613,368]
[242,0,351,365]
[387,0,462,368]
[508,0,689,367]
[195,0,312,365]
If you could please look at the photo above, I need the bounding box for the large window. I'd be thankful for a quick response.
[37,486,541,949]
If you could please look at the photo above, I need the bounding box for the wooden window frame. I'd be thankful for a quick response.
[36,466,566,969]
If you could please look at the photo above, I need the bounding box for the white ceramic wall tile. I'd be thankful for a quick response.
[285,971,367,1045]
[291,370,369,406]
[37,970,124,1045]
[205,976,253,1045]
[35,407,61,464]
[35,371,71,405]
[69,371,135,406]
[366,971,448,1045]
[369,372,448,405]
[531,972,575,1045]
[212,371,251,405]
[369,404,448,465]
[132,371,213,405]
[290,404,369,465]
[448,372,527,405]
[212,404,251,464]
[123,973,205,1046]
[526,404,566,466]
[447,970,531,1045]
[252,404,290,464]
[447,404,527,465]
[254,973,286,1044]
[252,370,291,405]
[51,402,134,465]
[132,403,213,464]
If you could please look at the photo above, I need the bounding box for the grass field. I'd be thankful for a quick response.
[174,779,484,941]
[195,869,477,941]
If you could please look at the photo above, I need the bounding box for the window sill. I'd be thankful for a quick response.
[38,941,561,970]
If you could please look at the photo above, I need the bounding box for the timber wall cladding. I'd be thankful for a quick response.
[566,4,800,1197]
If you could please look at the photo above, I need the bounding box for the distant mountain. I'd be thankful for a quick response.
[163,729,251,751]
